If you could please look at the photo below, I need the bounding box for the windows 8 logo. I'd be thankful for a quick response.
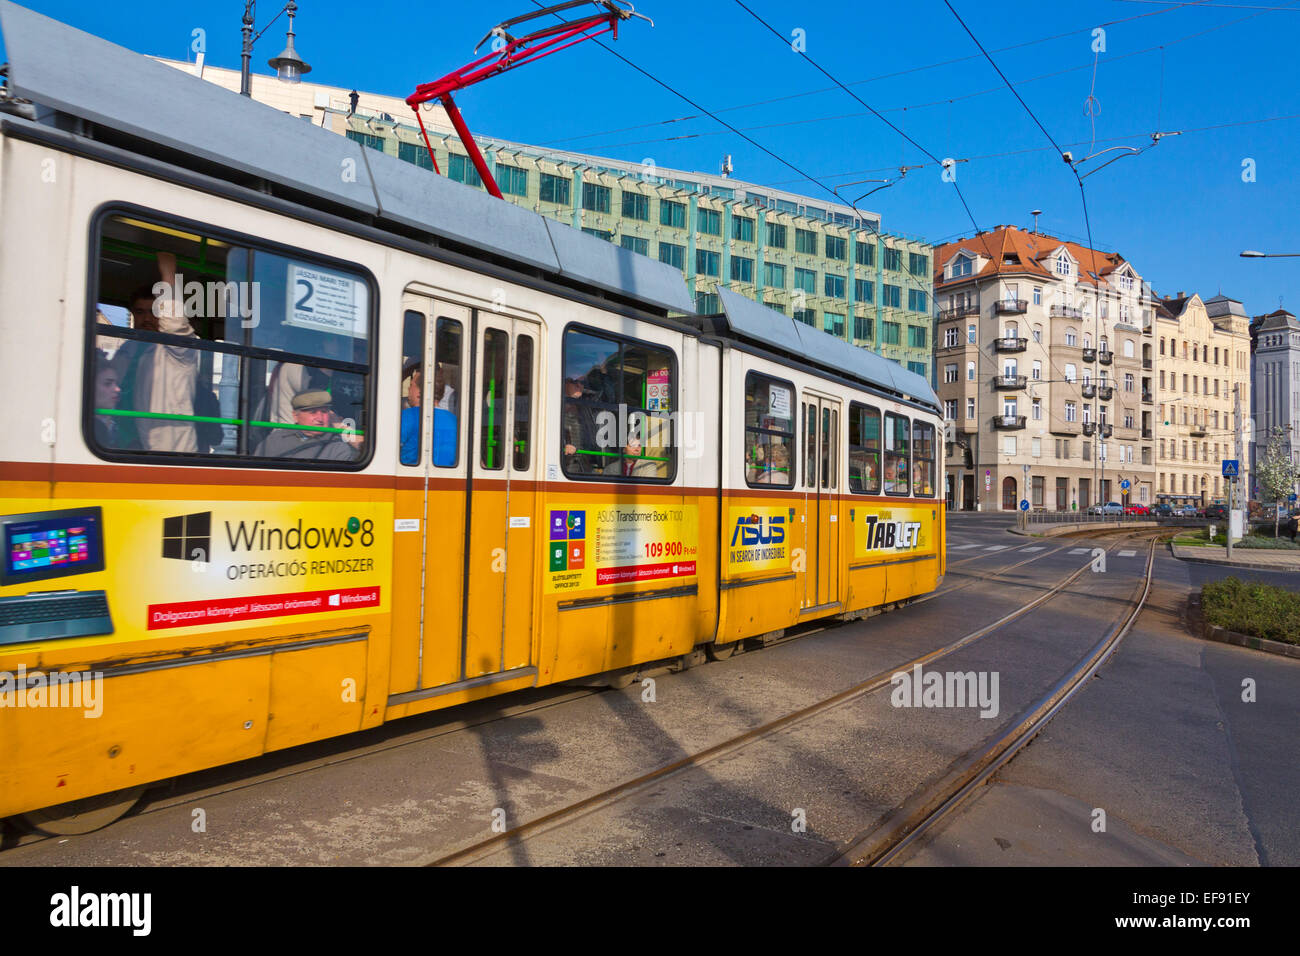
[162,512,211,562]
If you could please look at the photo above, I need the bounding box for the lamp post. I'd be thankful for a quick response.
[240,1,311,98]
[1240,250,1300,258]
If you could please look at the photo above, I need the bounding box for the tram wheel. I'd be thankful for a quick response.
[707,641,740,661]
[16,786,146,836]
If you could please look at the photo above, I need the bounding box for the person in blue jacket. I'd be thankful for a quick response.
[400,364,421,466]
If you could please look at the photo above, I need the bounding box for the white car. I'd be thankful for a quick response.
[1087,501,1124,516]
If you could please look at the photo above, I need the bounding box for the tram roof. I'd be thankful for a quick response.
[715,289,940,409]
[0,1,696,316]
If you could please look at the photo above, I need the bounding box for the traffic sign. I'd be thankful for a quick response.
[1222,459,1239,477]
[1291,493,1298,503]
[1019,499,1030,512]
[1120,479,1131,491]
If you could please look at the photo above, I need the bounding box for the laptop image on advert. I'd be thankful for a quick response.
[0,506,114,644]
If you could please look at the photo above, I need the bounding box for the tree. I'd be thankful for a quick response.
[1255,426,1300,537]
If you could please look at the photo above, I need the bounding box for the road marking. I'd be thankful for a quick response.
[1068,548,1090,554]
[1019,546,1046,552]
[1118,549,1137,557]
[949,544,977,550]
[984,545,1009,551]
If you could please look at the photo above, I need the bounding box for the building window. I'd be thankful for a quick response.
[883,284,901,308]
[853,315,873,341]
[909,252,929,277]
[732,216,755,242]
[824,273,846,299]
[1064,363,1077,382]
[1065,402,1077,422]
[767,221,788,248]
[582,182,611,213]
[881,322,901,345]
[908,326,928,349]
[540,172,570,205]
[967,398,976,419]
[660,200,686,229]
[448,153,483,188]
[345,129,384,152]
[794,309,816,326]
[621,191,650,221]
[1032,399,1042,421]
[944,327,959,348]
[496,164,528,198]
[966,361,975,381]
[658,242,685,271]
[697,208,721,236]
[581,227,612,241]
[950,255,972,278]
[1032,360,1042,380]
[968,324,977,344]
[908,289,928,312]
[885,248,903,272]
[1032,287,1042,305]
[795,228,818,255]
[855,242,875,267]
[824,312,846,337]
[620,235,649,256]
[945,399,958,420]
[764,262,786,288]
[825,235,847,260]
[794,268,816,294]
[855,278,874,303]
[397,140,434,170]
[1055,255,1072,276]
[731,256,755,283]
[696,250,720,277]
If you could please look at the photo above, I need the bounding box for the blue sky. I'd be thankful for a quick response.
[4,0,1298,316]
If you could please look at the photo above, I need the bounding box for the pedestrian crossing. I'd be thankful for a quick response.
[1019,546,1046,552]
[949,544,977,550]
[983,545,1008,551]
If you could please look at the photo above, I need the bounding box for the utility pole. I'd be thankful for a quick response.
[1229,384,1243,558]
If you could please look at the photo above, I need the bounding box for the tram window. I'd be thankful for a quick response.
[561,327,675,481]
[480,329,509,471]
[803,403,816,489]
[820,407,831,490]
[849,402,882,494]
[830,409,839,490]
[400,311,424,467]
[87,212,373,467]
[743,372,795,488]
[513,335,534,471]
[432,319,462,468]
[913,421,937,497]
[884,413,910,496]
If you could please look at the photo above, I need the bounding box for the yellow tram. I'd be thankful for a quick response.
[0,3,944,830]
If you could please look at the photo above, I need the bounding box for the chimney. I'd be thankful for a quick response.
[1177,291,1184,298]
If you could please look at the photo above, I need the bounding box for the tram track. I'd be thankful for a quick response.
[424,529,1167,866]
[829,533,1162,867]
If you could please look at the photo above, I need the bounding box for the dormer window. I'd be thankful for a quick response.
[1119,273,1134,292]
[951,255,973,278]
[1055,256,1072,277]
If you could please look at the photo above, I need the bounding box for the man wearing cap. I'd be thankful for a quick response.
[256,390,359,461]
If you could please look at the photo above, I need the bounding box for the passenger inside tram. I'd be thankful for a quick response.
[400,362,421,467]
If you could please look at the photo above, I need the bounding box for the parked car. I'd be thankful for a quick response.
[1151,503,1174,517]
[1204,503,1228,520]
[1124,503,1149,516]
[1088,501,1125,516]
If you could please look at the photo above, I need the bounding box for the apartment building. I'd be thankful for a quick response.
[163,59,936,377]
[1152,294,1251,506]
[1248,306,1300,489]
[934,225,1157,511]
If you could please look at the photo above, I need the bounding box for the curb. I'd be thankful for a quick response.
[1170,544,1300,574]
[1190,592,1300,658]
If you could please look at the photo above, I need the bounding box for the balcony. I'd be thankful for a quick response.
[1082,347,1097,363]
[992,415,1027,430]
[1082,422,1096,436]
[1081,383,1096,399]
[994,336,1028,353]
[1050,305,1082,318]
[1098,350,1113,366]
[940,304,980,319]
[1101,424,1114,438]
[1190,427,1207,438]
[993,374,1027,390]
[994,298,1028,315]
[1142,358,1153,370]
[1098,385,1114,401]
[1142,428,1153,439]
[1142,390,1153,404]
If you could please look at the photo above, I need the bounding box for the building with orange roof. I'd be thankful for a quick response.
[933,224,1158,511]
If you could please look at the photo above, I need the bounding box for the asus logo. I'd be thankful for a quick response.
[730,514,785,547]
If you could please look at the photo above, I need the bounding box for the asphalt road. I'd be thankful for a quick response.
[2,516,1294,866]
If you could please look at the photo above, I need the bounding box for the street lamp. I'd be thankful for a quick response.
[1240,250,1300,258]
[241,1,311,98]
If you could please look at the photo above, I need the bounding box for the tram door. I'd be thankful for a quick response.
[801,395,842,610]
[463,313,540,680]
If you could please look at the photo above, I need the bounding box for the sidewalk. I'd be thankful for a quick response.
[1171,542,1300,572]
